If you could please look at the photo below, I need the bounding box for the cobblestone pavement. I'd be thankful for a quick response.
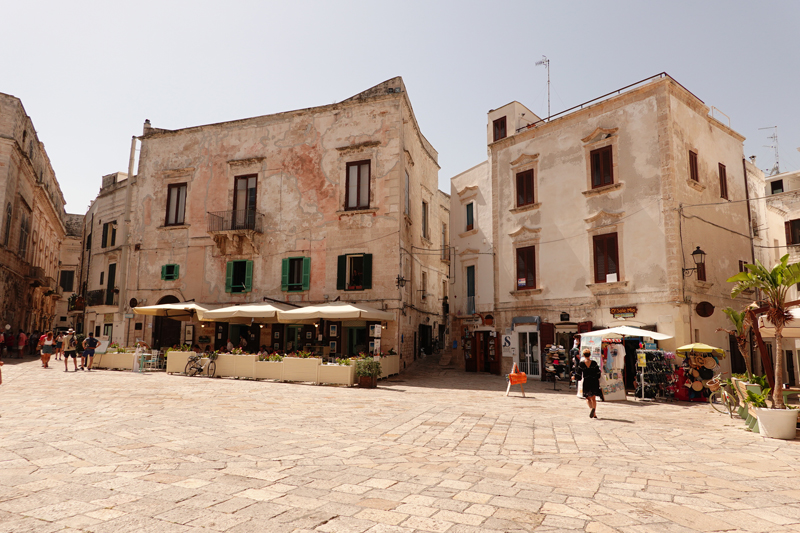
[1,355,800,533]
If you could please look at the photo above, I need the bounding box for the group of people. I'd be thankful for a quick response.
[0,325,100,372]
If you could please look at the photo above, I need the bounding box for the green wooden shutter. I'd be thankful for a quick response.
[337,255,346,290]
[173,265,179,280]
[161,265,167,280]
[281,258,289,291]
[302,257,311,291]
[102,223,108,248]
[363,254,373,289]
[244,260,253,292]
[225,261,234,293]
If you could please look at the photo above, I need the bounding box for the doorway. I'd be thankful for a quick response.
[518,330,540,378]
[475,331,500,375]
[153,295,181,350]
[419,324,432,356]
[623,338,641,390]
[348,327,368,356]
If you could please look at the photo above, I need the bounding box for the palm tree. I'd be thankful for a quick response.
[728,255,800,409]
[717,307,753,381]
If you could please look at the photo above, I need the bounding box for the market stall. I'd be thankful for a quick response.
[674,343,726,402]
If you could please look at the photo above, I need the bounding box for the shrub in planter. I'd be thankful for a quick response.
[356,358,381,388]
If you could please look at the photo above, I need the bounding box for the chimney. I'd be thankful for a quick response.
[143,119,152,135]
[749,155,757,165]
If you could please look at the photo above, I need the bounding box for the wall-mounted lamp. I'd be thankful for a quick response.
[395,275,407,288]
[682,246,706,278]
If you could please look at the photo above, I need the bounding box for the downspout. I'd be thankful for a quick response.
[742,157,759,375]
[117,136,139,345]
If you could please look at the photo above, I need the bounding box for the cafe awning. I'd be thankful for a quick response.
[277,302,396,323]
[133,302,219,322]
[579,326,673,341]
[199,302,296,324]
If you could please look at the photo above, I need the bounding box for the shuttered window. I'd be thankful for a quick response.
[161,264,180,281]
[346,161,370,210]
[516,246,536,290]
[225,260,253,293]
[493,117,507,142]
[337,254,372,290]
[166,183,187,226]
[466,203,474,231]
[281,257,310,292]
[516,169,534,207]
[593,233,619,283]
[719,163,728,199]
[590,146,613,188]
[689,151,699,182]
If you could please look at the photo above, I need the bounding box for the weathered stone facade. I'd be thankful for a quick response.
[118,78,448,369]
[52,213,83,331]
[0,93,67,334]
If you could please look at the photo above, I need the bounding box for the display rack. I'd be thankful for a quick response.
[635,349,676,399]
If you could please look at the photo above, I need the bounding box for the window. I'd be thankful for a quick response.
[493,117,507,142]
[101,221,116,248]
[516,246,536,290]
[421,271,427,299]
[466,265,475,315]
[466,203,474,231]
[771,180,784,194]
[516,169,534,207]
[345,161,370,210]
[165,183,187,226]
[590,146,613,188]
[739,260,746,273]
[696,262,707,282]
[441,223,449,260]
[99,272,104,285]
[719,163,728,200]
[225,260,253,293]
[105,264,116,305]
[422,201,429,239]
[233,176,257,229]
[689,151,699,182]
[59,270,75,292]
[3,203,11,246]
[337,254,373,290]
[161,264,180,281]
[786,220,800,245]
[59,316,67,322]
[85,232,91,250]
[593,233,619,283]
[103,324,113,340]
[281,257,310,292]
[18,209,30,259]
[404,171,410,215]
[134,322,143,331]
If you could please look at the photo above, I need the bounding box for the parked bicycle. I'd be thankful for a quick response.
[708,374,737,417]
[185,352,217,378]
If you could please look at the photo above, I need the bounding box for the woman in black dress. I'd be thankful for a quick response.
[576,349,602,418]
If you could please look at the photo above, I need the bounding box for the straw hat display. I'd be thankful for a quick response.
[676,343,724,398]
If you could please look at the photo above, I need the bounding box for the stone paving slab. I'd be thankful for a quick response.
[1,355,800,532]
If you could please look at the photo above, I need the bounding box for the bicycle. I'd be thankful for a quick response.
[708,374,736,417]
[185,352,217,378]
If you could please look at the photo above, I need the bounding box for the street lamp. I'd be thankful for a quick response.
[395,275,407,288]
[682,246,706,278]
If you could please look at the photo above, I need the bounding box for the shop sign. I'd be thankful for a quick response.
[610,306,637,318]
[637,352,647,368]
[644,342,657,350]
[104,313,114,323]
[462,317,481,325]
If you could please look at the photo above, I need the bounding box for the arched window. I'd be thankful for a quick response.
[3,203,11,246]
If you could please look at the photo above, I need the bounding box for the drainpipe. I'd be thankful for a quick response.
[742,157,759,375]
[117,136,139,345]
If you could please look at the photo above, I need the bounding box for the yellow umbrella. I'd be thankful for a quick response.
[676,343,726,358]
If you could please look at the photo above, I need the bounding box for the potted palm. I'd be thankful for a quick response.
[728,255,800,439]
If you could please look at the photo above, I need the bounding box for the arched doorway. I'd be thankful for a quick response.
[153,295,182,350]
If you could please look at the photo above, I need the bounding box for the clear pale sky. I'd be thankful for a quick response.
[4,1,799,214]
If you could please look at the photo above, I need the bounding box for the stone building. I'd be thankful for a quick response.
[76,173,129,340]
[120,78,448,368]
[450,74,758,382]
[53,213,84,332]
[0,93,67,334]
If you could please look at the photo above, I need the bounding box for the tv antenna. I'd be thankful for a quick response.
[759,126,780,175]
[535,55,550,121]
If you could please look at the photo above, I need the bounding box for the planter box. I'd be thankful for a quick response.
[215,354,237,377]
[318,364,355,386]
[166,351,194,374]
[359,375,378,388]
[255,361,284,380]
[379,354,400,379]
[754,407,799,439]
[95,352,136,370]
[283,357,321,383]
[234,355,258,379]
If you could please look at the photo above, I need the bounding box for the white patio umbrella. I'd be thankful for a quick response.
[133,302,218,322]
[199,302,296,324]
[758,308,800,338]
[277,302,396,323]
[579,326,673,341]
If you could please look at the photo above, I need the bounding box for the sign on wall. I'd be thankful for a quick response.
[610,306,637,318]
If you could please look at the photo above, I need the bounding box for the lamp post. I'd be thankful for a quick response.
[682,246,706,278]
[395,275,407,289]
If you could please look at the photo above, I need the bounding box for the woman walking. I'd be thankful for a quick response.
[576,349,602,418]
[39,331,55,368]
[55,332,64,360]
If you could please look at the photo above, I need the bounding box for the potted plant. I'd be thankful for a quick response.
[717,307,753,381]
[356,358,381,388]
[729,255,800,439]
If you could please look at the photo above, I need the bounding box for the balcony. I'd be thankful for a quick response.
[86,289,117,307]
[207,209,264,255]
[68,295,85,312]
[27,266,46,287]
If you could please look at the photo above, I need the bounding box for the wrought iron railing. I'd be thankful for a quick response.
[207,209,264,233]
[518,355,540,377]
[68,295,85,312]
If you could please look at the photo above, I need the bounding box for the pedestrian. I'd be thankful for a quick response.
[55,332,64,361]
[29,330,40,356]
[226,339,233,352]
[576,349,602,419]
[81,332,99,371]
[62,329,78,371]
[16,329,27,359]
[39,331,55,368]
[2,325,14,358]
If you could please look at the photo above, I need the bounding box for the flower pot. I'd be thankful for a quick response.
[754,407,799,439]
[358,375,377,388]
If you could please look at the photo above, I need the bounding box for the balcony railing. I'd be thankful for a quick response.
[27,266,46,286]
[68,296,85,312]
[207,209,264,234]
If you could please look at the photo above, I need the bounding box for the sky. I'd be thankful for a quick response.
[3,0,799,214]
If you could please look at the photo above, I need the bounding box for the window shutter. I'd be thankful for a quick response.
[540,322,555,346]
[603,146,613,185]
[111,224,116,247]
[302,257,311,291]
[161,265,167,280]
[102,223,108,248]
[593,236,605,283]
[173,265,179,280]
[244,260,253,292]
[337,255,346,290]
[225,261,234,293]
[362,254,373,289]
[281,258,289,291]
[608,234,619,276]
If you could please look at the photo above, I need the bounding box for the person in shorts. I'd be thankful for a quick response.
[55,332,64,361]
[16,330,27,359]
[63,329,78,371]
[82,332,99,371]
